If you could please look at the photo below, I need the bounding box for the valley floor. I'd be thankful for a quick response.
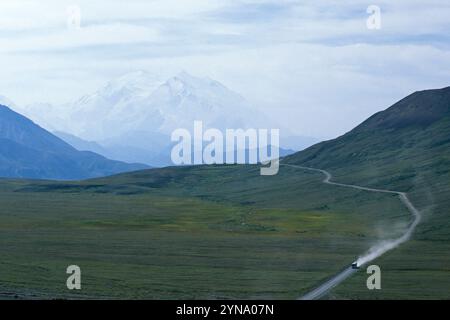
[0,165,443,299]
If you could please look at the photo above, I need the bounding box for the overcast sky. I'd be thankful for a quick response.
[1,0,450,138]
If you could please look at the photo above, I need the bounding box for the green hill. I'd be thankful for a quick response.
[285,86,450,298]
[285,86,450,240]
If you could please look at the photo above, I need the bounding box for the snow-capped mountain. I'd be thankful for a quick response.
[144,72,267,134]
[65,70,164,141]
[56,71,271,142]
[8,71,314,166]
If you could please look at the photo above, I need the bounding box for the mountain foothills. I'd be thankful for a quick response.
[0,105,147,180]
[11,71,316,166]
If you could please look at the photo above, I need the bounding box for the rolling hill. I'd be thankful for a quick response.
[284,86,450,298]
[284,86,450,237]
[0,104,148,180]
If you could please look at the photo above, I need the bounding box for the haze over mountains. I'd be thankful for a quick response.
[0,105,147,180]
[9,71,316,166]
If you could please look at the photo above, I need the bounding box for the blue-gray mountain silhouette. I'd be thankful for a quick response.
[0,104,148,179]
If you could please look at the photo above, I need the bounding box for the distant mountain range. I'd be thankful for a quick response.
[0,105,148,180]
[9,71,318,166]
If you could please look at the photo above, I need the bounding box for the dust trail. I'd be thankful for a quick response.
[282,164,422,298]
[357,193,421,266]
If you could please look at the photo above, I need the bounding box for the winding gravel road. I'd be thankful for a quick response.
[281,164,421,300]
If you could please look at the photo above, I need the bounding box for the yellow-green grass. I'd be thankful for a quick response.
[0,165,410,299]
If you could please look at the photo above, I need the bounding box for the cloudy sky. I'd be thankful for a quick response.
[1,0,450,138]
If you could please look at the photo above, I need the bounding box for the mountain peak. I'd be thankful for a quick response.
[356,86,450,131]
[285,85,450,194]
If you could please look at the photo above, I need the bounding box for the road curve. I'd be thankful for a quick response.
[281,164,421,300]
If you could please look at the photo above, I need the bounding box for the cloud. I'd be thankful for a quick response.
[0,0,449,138]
